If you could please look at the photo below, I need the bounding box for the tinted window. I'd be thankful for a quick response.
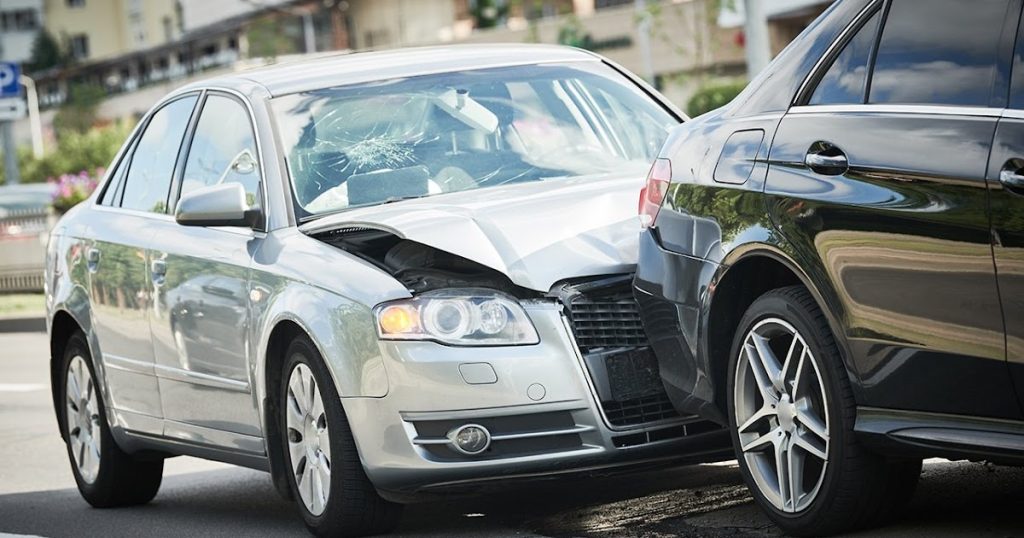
[869,0,1012,106]
[1009,14,1024,108]
[180,95,262,208]
[120,96,198,213]
[809,11,880,105]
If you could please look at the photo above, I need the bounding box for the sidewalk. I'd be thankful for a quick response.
[0,294,45,333]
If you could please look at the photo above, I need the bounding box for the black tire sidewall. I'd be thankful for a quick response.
[59,332,117,501]
[279,336,349,531]
[725,290,853,530]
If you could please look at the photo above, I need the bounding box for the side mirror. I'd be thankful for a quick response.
[175,183,261,228]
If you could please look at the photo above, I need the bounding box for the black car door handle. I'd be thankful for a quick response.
[805,142,849,176]
[999,160,1024,195]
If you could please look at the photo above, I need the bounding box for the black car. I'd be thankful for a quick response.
[634,0,1024,535]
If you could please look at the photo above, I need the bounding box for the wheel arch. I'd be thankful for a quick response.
[49,308,91,442]
[705,246,855,417]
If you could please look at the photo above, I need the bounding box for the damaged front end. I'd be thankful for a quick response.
[319,226,700,438]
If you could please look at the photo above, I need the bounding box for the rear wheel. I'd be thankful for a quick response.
[727,287,920,536]
[59,331,163,507]
[280,335,402,537]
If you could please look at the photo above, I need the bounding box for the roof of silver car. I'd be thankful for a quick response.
[184,44,600,97]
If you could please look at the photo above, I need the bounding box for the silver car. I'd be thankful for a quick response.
[44,45,728,536]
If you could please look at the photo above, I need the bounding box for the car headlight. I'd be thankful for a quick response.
[374,289,539,346]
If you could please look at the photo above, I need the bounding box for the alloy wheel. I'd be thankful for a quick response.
[66,355,101,483]
[734,317,830,513]
[286,363,332,516]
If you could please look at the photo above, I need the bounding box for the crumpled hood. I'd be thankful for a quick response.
[299,174,645,292]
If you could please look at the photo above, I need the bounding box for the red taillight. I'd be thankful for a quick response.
[639,158,671,228]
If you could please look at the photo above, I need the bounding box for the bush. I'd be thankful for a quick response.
[52,84,106,136]
[686,82,747,117]
[0,121,132,185]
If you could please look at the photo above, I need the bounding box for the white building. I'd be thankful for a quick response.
[0,0,44,63]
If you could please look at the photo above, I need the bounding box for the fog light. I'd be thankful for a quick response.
[449,424,491,455]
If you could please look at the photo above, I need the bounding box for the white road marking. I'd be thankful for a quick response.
[0,534,46,537]
[0,383,46,393]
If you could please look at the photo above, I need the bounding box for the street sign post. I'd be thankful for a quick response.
[0,63,21,98]
[0,98,26,121]
[0,62,23,184]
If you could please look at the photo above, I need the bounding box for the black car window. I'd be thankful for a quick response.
[809,10,880,105]
[869,0,1013,107]
[1008,8,1024,109]
[179,94,262,209]
[120,95,198,213]
[97,136,136,207]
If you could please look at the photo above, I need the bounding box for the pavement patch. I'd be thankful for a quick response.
[528,483,752,537]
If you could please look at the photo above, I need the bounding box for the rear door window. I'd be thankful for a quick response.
[869,0,1015,107]
[120,95,198,213]
[808,10,880,105]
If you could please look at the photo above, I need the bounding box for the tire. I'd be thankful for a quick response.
[280,335,402,537]
[59,331,164,507]
[726,286,920,536]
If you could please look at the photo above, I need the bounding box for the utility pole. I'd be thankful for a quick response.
[635,0,655,85]
[1,121,16,185]
[0,37,20,185]
[20,75,43,159]
[743,0,772,79]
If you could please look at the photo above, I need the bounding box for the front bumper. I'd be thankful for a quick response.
[343,301,729,500]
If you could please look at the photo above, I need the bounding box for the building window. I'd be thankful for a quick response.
[67,0,85,7]
[0,9,39,31]
[69,34,90,60]
[595,0,633,8]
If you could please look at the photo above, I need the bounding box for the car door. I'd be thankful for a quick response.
[147,91,264,447]
[988,19,1024,412]
[87,94,199,431]
[765,0,1022,419]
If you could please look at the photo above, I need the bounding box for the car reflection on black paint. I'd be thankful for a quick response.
[634,0,1024,535]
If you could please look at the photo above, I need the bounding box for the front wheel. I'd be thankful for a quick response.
[280,335,402,537]
[727,287,920,536]
[59,331,164,507]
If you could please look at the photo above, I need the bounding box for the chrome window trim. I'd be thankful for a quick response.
[789,104,1005,118]
[91,203,176,222]
[1001,109,1024,119]
[793,0,884,106]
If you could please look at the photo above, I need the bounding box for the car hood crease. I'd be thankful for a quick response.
[299,176,645,292]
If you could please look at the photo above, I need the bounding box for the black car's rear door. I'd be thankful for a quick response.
[988,18,1024,413]
[765,0,1021,419]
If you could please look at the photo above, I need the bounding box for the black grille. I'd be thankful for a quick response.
[563,285,682,428]
[569,299,648,352]
[602,393,680,427]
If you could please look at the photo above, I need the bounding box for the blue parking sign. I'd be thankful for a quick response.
[0,63,21,98]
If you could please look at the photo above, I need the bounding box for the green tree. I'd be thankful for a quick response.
[53,84,106,137]
[24,30,67,74]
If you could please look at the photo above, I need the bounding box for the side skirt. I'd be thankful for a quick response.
[855,406,1024,465]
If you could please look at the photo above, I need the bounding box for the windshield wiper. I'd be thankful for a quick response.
[299,193,433,223]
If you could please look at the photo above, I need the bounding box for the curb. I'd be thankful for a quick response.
[0,316,46,333]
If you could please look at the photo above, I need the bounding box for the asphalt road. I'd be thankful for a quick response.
[1,330,1022,538]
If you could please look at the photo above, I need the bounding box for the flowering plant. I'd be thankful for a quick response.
[50,169,103,214]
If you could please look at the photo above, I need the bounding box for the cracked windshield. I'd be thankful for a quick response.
[271,62,678,218]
